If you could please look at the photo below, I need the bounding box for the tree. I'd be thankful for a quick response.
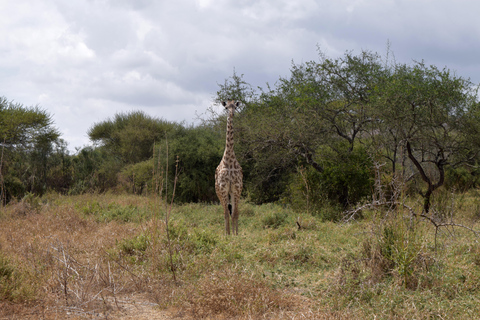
[69,146,119,194]
[0,97,59,148]
[373,62,479,213]
[0,97,61,200]
[216,49,480,214]
[153,125,224,203]
[88,111,178,164]
[216,50,381,207]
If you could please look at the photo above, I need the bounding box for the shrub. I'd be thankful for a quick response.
[118,160,154,195]
[286,146,373,220]
[167,220,219,255]
[118,233,151,264]
[155,125,223,203]
[242,202,256,216]
[191,229,219,254]
[21,192,43,214]
[0,254,16,299]
[338,216,433,295]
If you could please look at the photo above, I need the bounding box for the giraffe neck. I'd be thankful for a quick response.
[223,108,236,159]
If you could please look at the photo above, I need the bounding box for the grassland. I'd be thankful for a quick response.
[1,192,480,319]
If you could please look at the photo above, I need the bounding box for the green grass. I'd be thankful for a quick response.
[155,197,480,318]
[77,200,151,222]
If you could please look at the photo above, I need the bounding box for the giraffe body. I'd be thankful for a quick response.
[215,100,243,235]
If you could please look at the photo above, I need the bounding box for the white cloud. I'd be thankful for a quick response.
[56,32,96,62]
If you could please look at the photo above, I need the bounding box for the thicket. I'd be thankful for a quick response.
[2,49,480,220]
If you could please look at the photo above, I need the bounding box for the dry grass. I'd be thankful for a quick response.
[1,192,480,319]
[181,269,296,319]
[0,194,150,318]
[0,194,322,319]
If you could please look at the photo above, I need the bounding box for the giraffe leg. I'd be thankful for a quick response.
[232,194,240,235]
[220,195,231,235]
[224,204,231,235]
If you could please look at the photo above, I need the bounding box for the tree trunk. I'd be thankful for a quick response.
[406,141,445,214]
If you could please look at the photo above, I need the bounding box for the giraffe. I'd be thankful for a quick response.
[215,100,243,235]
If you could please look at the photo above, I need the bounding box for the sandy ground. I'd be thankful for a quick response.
[94,294,174,320]
[107,299,171,319]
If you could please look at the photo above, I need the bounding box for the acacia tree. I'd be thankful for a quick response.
[88,111,178,165]
[373,62,480,213]
[86,111,179,192]
[271,50,384,169]
[0,97,60,200]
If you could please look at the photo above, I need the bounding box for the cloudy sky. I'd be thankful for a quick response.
[1,0,480,152]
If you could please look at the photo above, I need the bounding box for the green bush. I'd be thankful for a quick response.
[167,219,189,240]
[3,175,25,203]
[286,146,373,220]
[161,125,223,203]
[354,218,431,290]
[118,160,154,194]
[241,203,256,217]
[191,229,219,254]
[317,146,373,208]
[21,192,43,214]
[0,254,16,300]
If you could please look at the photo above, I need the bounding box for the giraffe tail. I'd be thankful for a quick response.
[228,204,232,216]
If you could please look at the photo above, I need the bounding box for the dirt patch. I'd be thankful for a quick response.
[100,294,172,320]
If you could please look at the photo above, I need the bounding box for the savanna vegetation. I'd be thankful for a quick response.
[1,193,480,319]
[2,48,480,318]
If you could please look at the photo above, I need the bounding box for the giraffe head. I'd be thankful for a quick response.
[222,100,240,115]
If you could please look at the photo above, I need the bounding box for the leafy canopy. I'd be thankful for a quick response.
[88,110,178,164]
